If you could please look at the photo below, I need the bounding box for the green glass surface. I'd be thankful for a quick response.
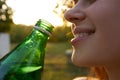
[0,19,54,80]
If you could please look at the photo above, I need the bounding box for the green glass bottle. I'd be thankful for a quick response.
[0,19,54,80]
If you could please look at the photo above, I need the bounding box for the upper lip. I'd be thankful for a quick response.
[72,25,95,35]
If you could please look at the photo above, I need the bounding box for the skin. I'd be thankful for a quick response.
[64,0,120,80]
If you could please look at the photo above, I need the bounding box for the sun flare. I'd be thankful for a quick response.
[6,0,63,26]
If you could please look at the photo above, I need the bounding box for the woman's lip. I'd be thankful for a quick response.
[73,27,95,35]
[71,26,95,46]
[71,32,94,46]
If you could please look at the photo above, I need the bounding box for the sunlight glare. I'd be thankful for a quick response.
[6,0,63,26]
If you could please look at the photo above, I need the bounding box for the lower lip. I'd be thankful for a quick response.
[71,35,90,46]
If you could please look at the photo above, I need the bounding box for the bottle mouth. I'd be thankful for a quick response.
[34,26,52,36]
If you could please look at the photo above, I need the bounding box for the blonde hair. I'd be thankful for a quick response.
[73,67,108,80]
[90,67,109,80]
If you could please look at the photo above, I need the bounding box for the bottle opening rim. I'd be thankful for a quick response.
[34,26,52,36]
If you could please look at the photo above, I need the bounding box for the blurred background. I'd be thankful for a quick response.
[0,0,89,80]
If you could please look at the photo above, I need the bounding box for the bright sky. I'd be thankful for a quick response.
[6,0,63,26]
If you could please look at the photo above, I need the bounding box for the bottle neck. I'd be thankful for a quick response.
[30,28,49,44]
[34,26,52,36]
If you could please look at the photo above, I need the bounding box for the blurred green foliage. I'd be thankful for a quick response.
[10,24,33,43]
[0,0,13,32]
[10,25,73,43]
[49,26,73,42]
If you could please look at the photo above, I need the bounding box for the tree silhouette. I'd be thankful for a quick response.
[53,0,73,26]
[0,0,13,32]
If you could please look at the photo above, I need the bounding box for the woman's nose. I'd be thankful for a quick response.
[64,7,86,23]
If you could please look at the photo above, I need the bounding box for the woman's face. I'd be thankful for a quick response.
[64,0,120,66]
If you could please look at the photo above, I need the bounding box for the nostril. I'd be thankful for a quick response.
[68,16,85,23]
[70,18,79,21]
[67,18,78,24]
